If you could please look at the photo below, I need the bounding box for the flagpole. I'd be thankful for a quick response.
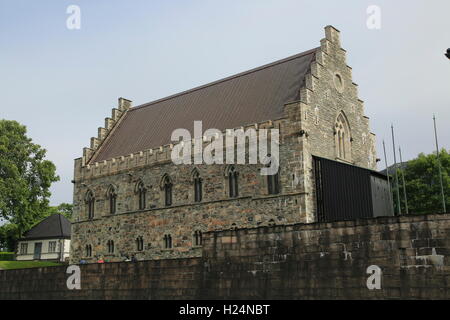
[433,115,447,213]
[399,146,409,214]
[383,140,394,215]
[391,124,402,215]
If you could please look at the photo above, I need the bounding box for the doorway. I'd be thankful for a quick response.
[33,243,42,260]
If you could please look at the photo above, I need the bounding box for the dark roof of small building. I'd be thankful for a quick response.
[92,48,318,162]
[21,214,71,241]
[379,162,409,176]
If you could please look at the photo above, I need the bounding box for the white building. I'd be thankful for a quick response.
[16,214,71,262]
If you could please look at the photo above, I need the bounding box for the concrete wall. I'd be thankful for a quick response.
[2,214,449,300]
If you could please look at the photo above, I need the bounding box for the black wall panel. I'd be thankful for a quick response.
[314,156,390,222]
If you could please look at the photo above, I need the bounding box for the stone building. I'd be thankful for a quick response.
[70,26,378,263]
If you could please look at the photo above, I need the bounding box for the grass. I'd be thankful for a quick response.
[0,261,62,270]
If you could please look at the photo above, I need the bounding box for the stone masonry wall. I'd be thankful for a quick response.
[71,128,308,263]
[1,213,450,300]
[0,258,203,300]
[297,26,378,222]
[70,26,377,263]
[202,213,450,299]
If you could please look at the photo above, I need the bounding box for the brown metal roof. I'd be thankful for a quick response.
[91,48,317,163]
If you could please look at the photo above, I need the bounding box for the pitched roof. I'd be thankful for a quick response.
[379,161,409,176]
[91,48,317,163]
[22,214,71,240]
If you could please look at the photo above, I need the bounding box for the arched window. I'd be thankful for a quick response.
[136,181,146,210]
[107,240,114,254]
[163,175,173,206]
[136,236,144,252]
[85,245,92,257]
[266,156,280,195]
[227,166,239,198]
[335,112,352,161]
[107,186,117,214]
[192,169,202,202]
[314,106,320,125]
[163,234,172,249]
[267,169,280,195]
[85,191,95,220]
[193,230,203,246]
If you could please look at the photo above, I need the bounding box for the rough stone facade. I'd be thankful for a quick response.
[70,26,377,263]
[2,214,450,300]
[202,213,450,300]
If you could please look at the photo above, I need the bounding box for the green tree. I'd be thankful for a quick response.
[45,203,73,221]
[0,120,59,239]
[0,203,72,252]
[0,223,19,252]
[391,149,449,215]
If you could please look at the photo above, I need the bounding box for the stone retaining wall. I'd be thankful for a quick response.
[1,213,449,300]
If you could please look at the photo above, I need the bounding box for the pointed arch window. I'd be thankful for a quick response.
[136,236,144,252]
[335,112,352,161]
[86,191,95,220]
[163,234,172,249]
[227,166,239,198]
[192,169,202,202]
[107,186,117,214]
[107,240,114,254]
[194,230,203,246]
[163,175,173,207]
[85,245,92,257]
[137,181,146,210]
[314,106,320,125]
[267,162,280,195]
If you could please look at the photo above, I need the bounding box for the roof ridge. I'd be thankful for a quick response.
[23,214,57,236]
[130,47,318,112]
[57,213,63,237]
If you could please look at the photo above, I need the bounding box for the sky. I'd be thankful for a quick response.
[0,0,449,206]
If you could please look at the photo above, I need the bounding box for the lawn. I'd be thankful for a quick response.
[0,261,62,270]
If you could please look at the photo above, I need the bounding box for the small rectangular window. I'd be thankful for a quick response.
[20,243,28,255]
[48,241,57,253]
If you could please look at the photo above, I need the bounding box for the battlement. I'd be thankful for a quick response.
[75,117,286,181]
